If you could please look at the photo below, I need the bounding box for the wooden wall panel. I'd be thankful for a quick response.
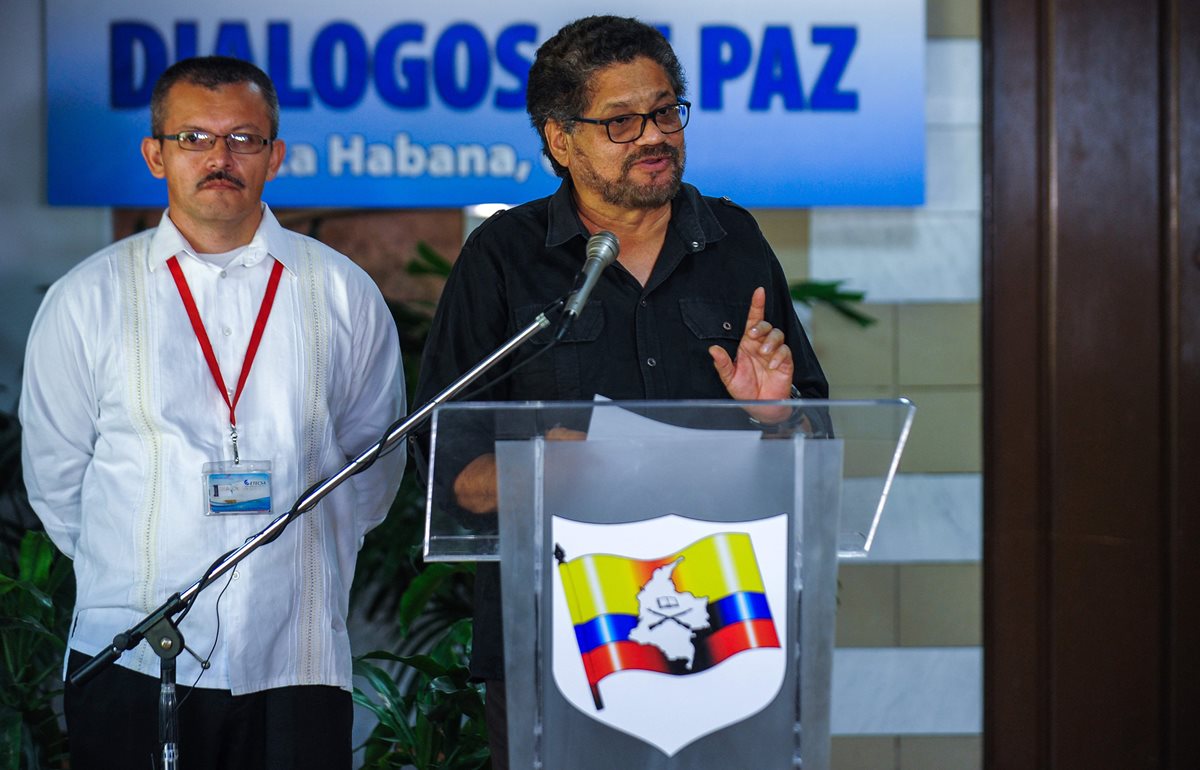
[1047,2,1164,764]
[985,0,1198,766]
[1169,2,1200,765]
[983,0,1048,765]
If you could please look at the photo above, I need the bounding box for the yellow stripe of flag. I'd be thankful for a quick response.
[559,553,649,624]
[671,532,766,599]
[558,532,767,626]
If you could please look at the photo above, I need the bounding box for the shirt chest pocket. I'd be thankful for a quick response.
[511,301,605,398]
[679,298,744,344]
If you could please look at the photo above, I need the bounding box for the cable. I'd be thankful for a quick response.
[176,570,235,709]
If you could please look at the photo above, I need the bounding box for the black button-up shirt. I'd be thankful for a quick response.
[414,180,826,407]
[411,179,828,679]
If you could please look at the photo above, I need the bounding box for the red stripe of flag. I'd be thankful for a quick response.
[581,640,672,686]
[705,618,781,665]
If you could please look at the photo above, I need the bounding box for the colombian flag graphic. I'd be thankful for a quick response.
[556,532,780,710]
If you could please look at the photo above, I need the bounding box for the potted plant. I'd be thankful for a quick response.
[0,410,73,770]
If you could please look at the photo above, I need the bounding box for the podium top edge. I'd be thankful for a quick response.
[429,397,915,410]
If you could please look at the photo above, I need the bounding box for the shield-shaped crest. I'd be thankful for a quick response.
[551,512,789,757]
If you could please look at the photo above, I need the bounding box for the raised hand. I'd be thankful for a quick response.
[709,287,795,420]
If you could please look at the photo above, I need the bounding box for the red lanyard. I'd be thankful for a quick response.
[166,255,284,461]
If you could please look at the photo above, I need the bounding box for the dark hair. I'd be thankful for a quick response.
[526,16,687,178]
[150,56,280,139]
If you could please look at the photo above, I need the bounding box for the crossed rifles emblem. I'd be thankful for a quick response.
[647,596,699,631]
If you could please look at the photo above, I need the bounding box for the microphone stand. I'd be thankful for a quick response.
[68,305,559,766]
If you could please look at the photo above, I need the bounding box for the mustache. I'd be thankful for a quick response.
[197,170,245,189]
[622,144,681,174]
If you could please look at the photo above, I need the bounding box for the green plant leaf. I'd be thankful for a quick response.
[397,562,470,638]
[394,653,454,680]
[352,660,417,749]
[407,242,454,278]
[17,535,54,587]
[789,279,876,327]
[356,649,410,665]
[354,658,404,706]
[0,531,72,768]
[6,580,53,611]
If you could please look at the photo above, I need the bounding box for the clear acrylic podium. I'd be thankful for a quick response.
[424,399,914,769]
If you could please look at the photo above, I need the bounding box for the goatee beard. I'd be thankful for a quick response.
[591,144,686,209]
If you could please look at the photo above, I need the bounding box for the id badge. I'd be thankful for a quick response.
[203,460,273,516]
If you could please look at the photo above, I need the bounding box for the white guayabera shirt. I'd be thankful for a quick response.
[20,205,406,695]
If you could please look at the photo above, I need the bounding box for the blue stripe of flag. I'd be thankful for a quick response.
[573,614,639,653]
[709,592,773,629]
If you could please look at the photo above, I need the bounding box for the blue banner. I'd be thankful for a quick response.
[46,1,924,208]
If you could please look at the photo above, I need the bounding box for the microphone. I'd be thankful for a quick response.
[555,231,619,340]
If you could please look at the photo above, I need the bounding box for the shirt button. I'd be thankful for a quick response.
[232,570,241,580]
[219,270,228,278]
[647,357,657,367]
[723,321,733,331]
[640,298,648,307]
[222,327,232,336]
[690,241,701,250]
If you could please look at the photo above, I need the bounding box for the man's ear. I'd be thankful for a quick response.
[544,119,573,171]
[141,137,166,179]
[266,139,287,181]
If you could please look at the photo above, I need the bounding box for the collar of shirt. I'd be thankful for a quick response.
[544,180,729,251]
[144,203,300,276]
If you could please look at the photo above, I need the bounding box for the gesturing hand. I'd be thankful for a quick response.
[709,287,794,421]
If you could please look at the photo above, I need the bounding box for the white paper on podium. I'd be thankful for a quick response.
[584,395,762,442]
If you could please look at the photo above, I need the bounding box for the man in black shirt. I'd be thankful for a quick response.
[411,15,827,767]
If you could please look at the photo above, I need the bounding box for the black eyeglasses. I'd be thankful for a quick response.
[570,101,691,144]
[154,130,272,154]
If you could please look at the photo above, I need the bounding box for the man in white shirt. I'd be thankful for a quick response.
[20,56,405,769]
